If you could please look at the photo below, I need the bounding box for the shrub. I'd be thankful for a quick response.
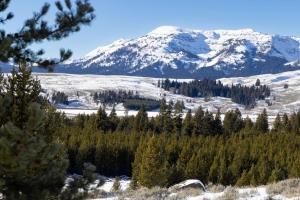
[170,187,203,199]
[86,189,108,199]
[266,178,300,198]
[206,182,226,193]
[219,186,239,200]
[119,186,170,199]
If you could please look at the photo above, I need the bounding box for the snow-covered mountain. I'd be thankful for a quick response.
[52,26,300,78]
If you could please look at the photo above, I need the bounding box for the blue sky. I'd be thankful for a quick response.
[4,0,300,59]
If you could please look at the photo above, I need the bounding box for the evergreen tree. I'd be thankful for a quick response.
[273,113,282,132]
[213,108,223,135]
[133,104,148,132]
[192,106,204,135]
[236,170,250,186]
[172,112,183,136]
[182,109,193,137]
[94,106,109,132]
[255,79,260,86]
[282,113,292,133]
[109,105,119,132]
[0,1,103,195]
[130,137,147,189]
[0,63,103,199]
[176,141,194,183]
[201,110,214,136]
[255,109,269,133]
[138,135,169,188]
[0,0,95,71]
[223,108,243,135]
[163,104,173,134]
[110,176,122,192]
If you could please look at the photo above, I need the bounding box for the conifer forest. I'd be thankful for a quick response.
[61,89,300,189]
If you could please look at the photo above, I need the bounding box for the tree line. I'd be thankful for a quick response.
[59,98,300,189]
[158,78,271,107]
[52,91,69,105]
[92,90,161,111]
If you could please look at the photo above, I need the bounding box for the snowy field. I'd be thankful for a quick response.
[26,69,300,125]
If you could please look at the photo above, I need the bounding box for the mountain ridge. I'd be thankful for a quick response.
[36,26,300,78]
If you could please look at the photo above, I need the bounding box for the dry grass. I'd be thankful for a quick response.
[86,189,108,199]
[266,178,300,198]
[206,182,226,193]
[118,186,170,200]
[169,187,203,199]
[86,178,300,199]
[218,186,239,200]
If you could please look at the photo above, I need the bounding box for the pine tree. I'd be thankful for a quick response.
[255,79,260,86]
[110,176,122,192]
[163,104,173,134]
[236,170,250,186]
[184,153,199,179]
[138,135,168,188]
[182,109,193,137]
[109,105,119,132]
[0,2,104,198]
[192,106,204,135]
[213,108,223,135]
[201,110,214,136]
[130,137,147,189]
[0,64,104,199]
[223,108,244,135]
[133,104,148,132]
[0,0,95,71]
[94,106,109,132]
[255,108,269,133]
[273,113,282,132]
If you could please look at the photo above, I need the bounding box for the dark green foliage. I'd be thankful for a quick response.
[0,1,104,198]
[134,104,148,132]
[94,106,110,132]
[92,89,161,110]
[123,98,161,111]
[0,64,80,199]
[58,103,300,188]
[223,108,244,135]
[0,0,95,71]
[60,163,106,200]
[255,79,260,86]
[0,64,104,199]
[182,109,193,136]
[254,108,269,133]
[138,135,169,188]
[160,78,270,107]
[52,91,69,105]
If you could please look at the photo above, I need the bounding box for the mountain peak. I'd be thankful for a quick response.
[55,26,300,78]
[148,26,194,36]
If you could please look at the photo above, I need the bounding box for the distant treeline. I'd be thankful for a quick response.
[92,90,161,111]
[52,91,68,105]
[158,78,271,107]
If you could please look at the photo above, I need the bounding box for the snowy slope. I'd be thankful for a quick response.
[54,26,300,78]
[31,68,300,125]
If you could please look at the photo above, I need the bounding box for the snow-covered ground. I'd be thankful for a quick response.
[90,177,299,200]
[28,69,300,125]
